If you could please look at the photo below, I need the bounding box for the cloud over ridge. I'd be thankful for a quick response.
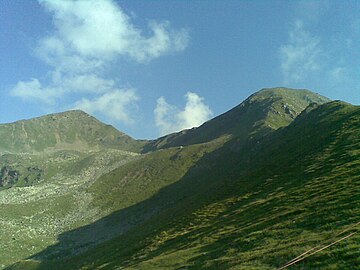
[74,88,139,124]
[155,92,213,136]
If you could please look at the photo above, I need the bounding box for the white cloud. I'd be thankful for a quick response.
[280,20,323,84]
[52,72,115,93]
[11,74,116,104]
[154,97,178,135]
[154,92,212,136]
[37,0,189,67]
[11,0,189,124]
[11,78,60,104]
[74,89,139,124]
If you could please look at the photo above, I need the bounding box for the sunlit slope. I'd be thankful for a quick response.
[143,87,330,152]
[0,109,149,268]
[30,101,359,270]
[0,110,145,154]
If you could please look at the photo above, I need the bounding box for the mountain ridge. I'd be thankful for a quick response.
[2,88,359,270]
[9,100,359,270]
[0,88,330,155]
[142,87,331,152]
[0,109,145,154]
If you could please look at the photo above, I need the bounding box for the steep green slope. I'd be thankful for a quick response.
[0,110,145,154]
[6,88,323,267]
[143,87,330,152]
[6,88,358,270]
[19,101,359,270]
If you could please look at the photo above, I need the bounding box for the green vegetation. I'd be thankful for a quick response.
[1,88,359,270]
[0,110,145,154]
[143,87,330,152]
[27,101,357,270]
[0,149,140,268]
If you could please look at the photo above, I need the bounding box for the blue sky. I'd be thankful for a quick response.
[1,0,359,139]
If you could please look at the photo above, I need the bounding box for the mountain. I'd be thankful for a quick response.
[20,100,358,270]
[2,88,359,270]
[0,110,145,154]
[0,110,146,190]
[143,87,330,152]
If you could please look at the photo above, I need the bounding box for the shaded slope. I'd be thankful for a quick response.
[19,101,359,270]
[143,87,330,152]
[4,139,225,269]
[0,110,145,154]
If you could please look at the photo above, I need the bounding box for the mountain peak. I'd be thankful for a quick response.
[143,88,331,152]
[32,109,93,122]
[248,87,330,104]
[52,109,90,116]
[0,110,144,154]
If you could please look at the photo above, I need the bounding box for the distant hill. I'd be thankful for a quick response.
[0,110,145,154]
[143,87,330,152]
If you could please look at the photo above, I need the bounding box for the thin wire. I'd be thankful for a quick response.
[277,232,356,270]
[282,221,360,266]
[277,221,360,270]
[283,246,319,266]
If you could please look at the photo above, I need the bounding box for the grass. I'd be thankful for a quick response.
[89,139,224,213]
[11,101,359,270]
[0,110,145,154]
[2,89,358,270]
[143,87,330,152]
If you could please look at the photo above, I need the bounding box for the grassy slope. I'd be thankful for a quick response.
[10,139,225,267]
[0,110,149,267]
[143,87,330,152]
[19,101,359,270]
[0,109,146,190]
[7,89,314,268]
[88,139,225,214]
[0,110,145,154]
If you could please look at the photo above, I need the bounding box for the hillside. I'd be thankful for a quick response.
[0,111,146,267]
[0,110,146,190]
[2,88,359,270]
[0,148,142,267]
[0,110,145,154]
[143,87,330,152]
[18,100,358,270]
